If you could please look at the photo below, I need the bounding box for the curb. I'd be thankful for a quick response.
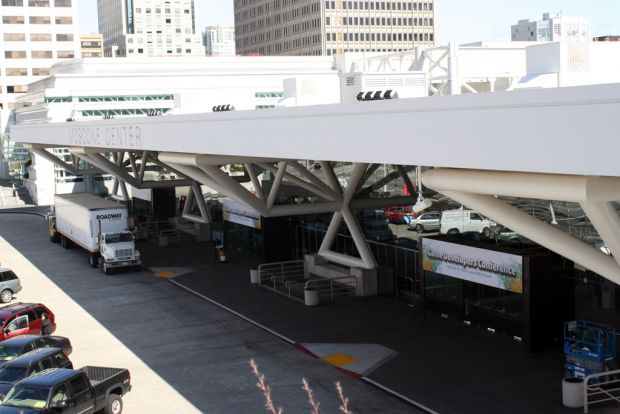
[168,277,439,414]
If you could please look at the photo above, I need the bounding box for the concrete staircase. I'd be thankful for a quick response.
[0,182,32,208]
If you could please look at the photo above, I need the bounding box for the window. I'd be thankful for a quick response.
[54,0,71,6]
[3,33,25,41]
[28,0,49,6]
[5,68,27,76]
[32,307,46,319]
[56,33,73,41]
[29,16,51,24]
[1,0,24,5]
[5,51,26,59]
[55,16,72,24]
[31,51,53,58]
[30,33,52,41]
[68,375,90,396]
[7,85,28,93]
[51,384,69,403]
[57,51,74,58]
[2,16,25,24]
[40,357,55,370]
[470,213,482,221]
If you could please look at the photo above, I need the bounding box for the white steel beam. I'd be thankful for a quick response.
[423,169,620,202]
[245,164,265,201]
[440,191,620,285]
[258,162,337,201]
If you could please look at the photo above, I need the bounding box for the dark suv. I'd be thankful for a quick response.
[0,347,72,396]
[0,303,56,342]
[0,335,72,363]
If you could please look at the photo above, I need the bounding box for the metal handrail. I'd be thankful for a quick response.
[305,275,358,301]
[258,260,305,287]
[584,368,620,413]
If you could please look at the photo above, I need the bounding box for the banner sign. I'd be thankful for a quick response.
[422,238,523,293]
[223,199,261,230]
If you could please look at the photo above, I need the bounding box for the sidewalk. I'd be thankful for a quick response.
[141,242,618,414]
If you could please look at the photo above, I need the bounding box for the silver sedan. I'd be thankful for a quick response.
[408,212,441,233]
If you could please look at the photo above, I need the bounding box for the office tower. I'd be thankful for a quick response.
[0,0,79,118]
[97,0,203,57]
[512,13,590,42]
[234,0,435,56]
[203,25,236,56]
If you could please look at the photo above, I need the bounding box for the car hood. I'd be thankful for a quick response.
[0,406,43,414]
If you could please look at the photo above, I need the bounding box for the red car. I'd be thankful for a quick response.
[383,206,417,223]
[0,303,56,341]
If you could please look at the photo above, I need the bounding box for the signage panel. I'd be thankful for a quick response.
[422,238,523,293]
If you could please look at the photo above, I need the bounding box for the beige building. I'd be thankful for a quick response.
[234,0,435,56]
[80,34,104,58]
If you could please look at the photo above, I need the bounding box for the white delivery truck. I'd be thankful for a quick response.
[439,207,493,237]
[48,193,141,274]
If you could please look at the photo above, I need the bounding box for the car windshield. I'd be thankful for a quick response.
[0,367,27,384]
[2,385,48,408]
[0,345,21,359]
[104,232,133,243]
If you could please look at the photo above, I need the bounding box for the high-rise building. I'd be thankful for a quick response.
[203,25,235,56]
[234,0,435,56]
[0,0,80,169]
[80,34,104,58]
[97,0,203,57]
[511,13,590,42]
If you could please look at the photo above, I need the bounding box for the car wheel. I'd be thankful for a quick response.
[447,228,459,235]
[416,224,424,233]
[106,395,123,414]
[482,227,490,238]
[0,290,12,303]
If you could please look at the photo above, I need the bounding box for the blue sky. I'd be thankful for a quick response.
[79,1,620,44]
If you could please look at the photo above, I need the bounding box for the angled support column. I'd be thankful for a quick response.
[288,162,341,202]
[258,162,337,201]
[245,164,265,201]
[580,201,620,269]
[182,181,211,224]
[320,161,342,193]
[267,162,287,210]
[31,147,100,176]
[318,163,376,270]
[200,165,268,216]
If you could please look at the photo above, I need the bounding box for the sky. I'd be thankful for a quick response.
[79,1,620,44]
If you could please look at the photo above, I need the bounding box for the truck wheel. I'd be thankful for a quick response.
[89,253,98,268]
[103,263,111,275]
[106,395,123,414]
[0,289,12,303]
[61,235,72,249]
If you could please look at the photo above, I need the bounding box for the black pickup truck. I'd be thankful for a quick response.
[0,366,131,414]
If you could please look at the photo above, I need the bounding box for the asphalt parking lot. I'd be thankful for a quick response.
[0,210,419,413]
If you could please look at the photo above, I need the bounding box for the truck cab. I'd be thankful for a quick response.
[99,232,141,275]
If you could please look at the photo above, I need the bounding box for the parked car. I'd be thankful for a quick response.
[0,335,72,363]
[387,237,419,250]
[0,303,56,342]
[384,206,415,224]
[0,270,21,304]
[408,211,441,233]
[440,208,493,237]
[0,366,131,414]
[0,347,72,396]
[490,225,534,245]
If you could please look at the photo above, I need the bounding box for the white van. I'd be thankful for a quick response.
[439,208,492,236]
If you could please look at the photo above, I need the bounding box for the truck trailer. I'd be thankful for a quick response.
[48,193,141,274]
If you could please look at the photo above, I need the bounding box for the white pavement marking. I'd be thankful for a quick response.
[0,234,201,414]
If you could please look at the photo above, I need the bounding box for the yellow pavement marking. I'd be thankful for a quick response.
[155,271,176,278]
[322,353,356,367]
